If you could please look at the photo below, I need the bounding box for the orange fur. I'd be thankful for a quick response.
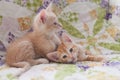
[5,3,62,75]
[47,32,104,63]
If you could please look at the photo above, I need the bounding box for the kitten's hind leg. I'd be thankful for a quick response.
[77,52,104,62]
[77,48,104,62]
[11,61,31,76]
[83,55,104,62]
[87,55,105,62]
[27,58,49,66]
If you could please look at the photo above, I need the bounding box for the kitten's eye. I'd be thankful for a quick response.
[0,55,3,57]
[69,48,73,52]
[63,55,67,59]
[53,22,57,25]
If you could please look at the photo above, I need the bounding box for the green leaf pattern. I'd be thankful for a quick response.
[93,7,106,35]
[59,18,85,38]
[0,16,2,25]
[58,1,120,54]
[55,64,77,80]
[99,43,120,51]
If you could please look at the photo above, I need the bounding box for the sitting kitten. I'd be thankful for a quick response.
[5,3,62,72]
[47,32,104,63]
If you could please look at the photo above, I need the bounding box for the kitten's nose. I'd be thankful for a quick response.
[70,58,76,64]
[72,57,77,63]
[72,57,75,61]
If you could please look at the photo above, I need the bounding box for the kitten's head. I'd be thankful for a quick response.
[47,33,79,63]
[33,3,62,31]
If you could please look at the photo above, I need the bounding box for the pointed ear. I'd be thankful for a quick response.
[61,33,72,43]
[47,51,59,62]
[39,9,46,24]
[46,3,53,12]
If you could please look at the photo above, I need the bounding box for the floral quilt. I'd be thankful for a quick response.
[0,0,120,80]
[0,54,120,80]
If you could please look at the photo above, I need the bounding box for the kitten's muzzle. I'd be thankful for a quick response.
[72,57,77,63]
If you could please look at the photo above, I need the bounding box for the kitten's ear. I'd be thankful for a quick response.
[46,3,53,12]
[47,51,59,62]
[61,33,72,43]
[39,9,46,24]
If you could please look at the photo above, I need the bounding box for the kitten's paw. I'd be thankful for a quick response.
[100,56,107,62]
[38,58,49,64]
[96,56,105,62]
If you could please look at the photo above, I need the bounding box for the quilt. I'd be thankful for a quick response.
[0,54,120,80]
[0,0,120,80]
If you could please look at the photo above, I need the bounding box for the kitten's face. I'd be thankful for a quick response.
[45,12,62,31]
[56,42,79,63]
[34,3,62,31]
[47,32,79,63]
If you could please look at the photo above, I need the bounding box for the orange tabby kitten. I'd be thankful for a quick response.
[47,32,104,63]
[5,3,62,72]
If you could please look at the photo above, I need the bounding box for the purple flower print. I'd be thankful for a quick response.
[43,0,53,8]
[53,0,60,4]
[100,0,112,20]
[77,0,90,2]
[103,61,120,71]
[103,61,120,67]
[21,0,28,7]
[8,32,16,43]
[77,64,89,71]
[105,12,112,20]
[43,0,67,10]
[8,32,15,38]
[0,61,4,66]
[57,30,66,37]
[0,55,5,66]
[0,41,6,52]
[43,0,60,8]
[115,6,120,16]
[37,6,45,13]
[37,0,54,13]
[100,0,109,8]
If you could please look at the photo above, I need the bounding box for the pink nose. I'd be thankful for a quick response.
[72,57,75,61]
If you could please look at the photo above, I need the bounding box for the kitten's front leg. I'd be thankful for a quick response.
[27,58,49,66]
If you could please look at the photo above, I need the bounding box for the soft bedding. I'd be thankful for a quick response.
[0,54,120,80]
[0,0,120,80]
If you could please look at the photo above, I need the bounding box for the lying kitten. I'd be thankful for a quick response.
[5,3,62,72]
[47,32,104,63]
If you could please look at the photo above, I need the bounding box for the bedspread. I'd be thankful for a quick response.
[0,0,120,80]
[0,54,120,80]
